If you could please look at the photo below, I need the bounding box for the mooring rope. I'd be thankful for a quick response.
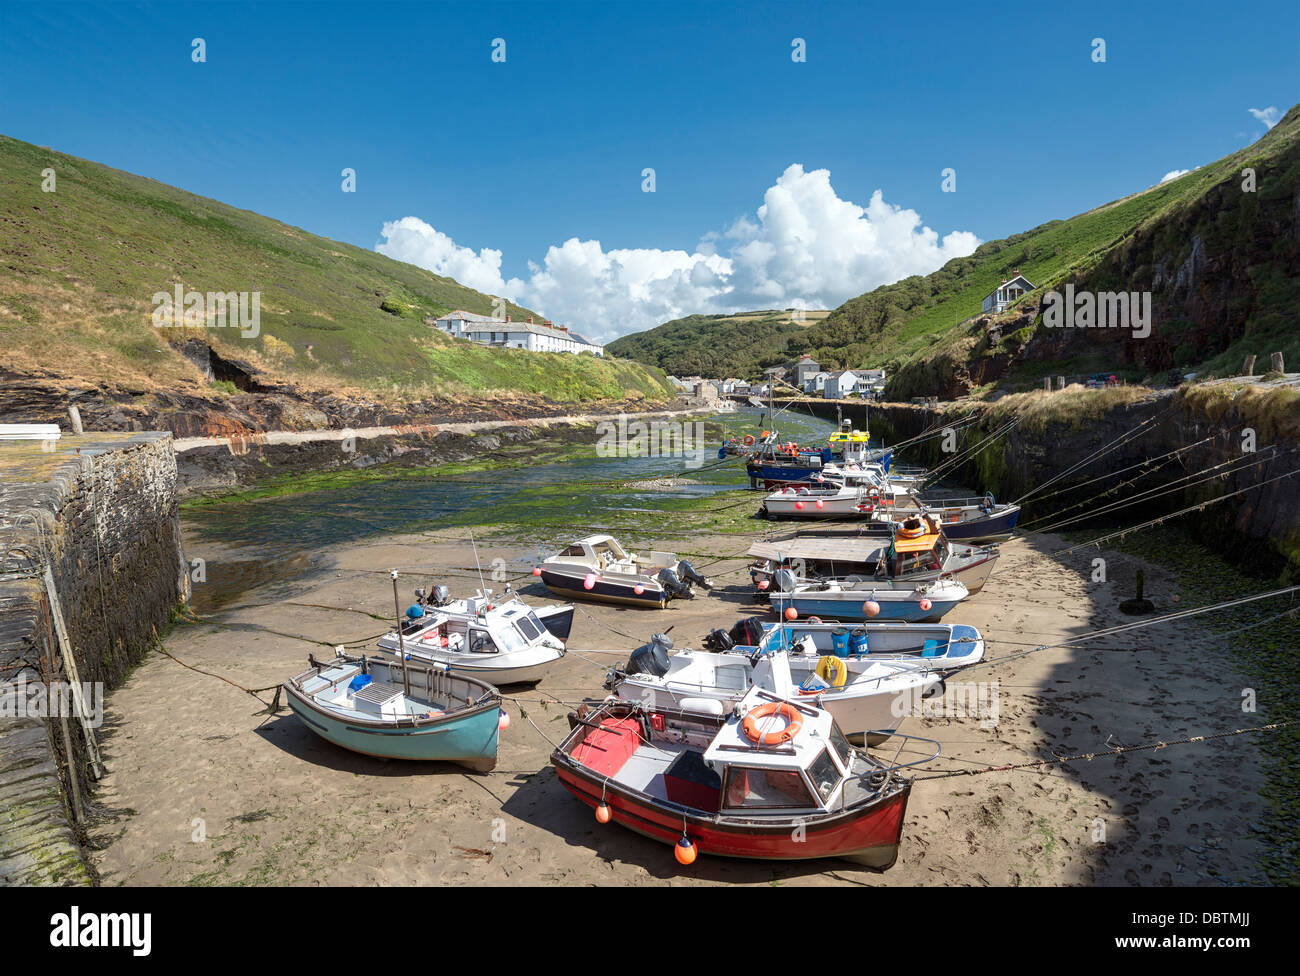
[1050,464,1300,556]
[1012,401,1181,506]
[913,718,1298,780]
[1030,445,1288,535]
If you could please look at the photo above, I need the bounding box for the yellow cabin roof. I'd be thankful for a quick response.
[894,532,940,553]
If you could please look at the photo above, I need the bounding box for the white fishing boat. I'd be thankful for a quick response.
[376,583,570,685]
[761,482,874,519]
[540,534,711,608]
[606,633,947,745]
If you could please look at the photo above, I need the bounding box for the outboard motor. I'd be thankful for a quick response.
[430,585,451,607]
[703,628,735,651]
[625,633,673,678]
[728,616,767,647]
[772,567,798,594]
[676,559,712,591]
[656,567,693,600]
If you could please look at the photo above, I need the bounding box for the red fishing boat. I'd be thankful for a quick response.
[551,688,934,867]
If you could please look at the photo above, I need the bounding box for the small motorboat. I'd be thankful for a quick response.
[761,482,873,519]
[282,652,503,772]
[912,493,1021,545]
[770,576,969,623]
[605,631,951,745]
[552,687,935,866]
[734,617,985,668]
[540,534,711,609]
[376,584,569,685]
[749,516,999,597]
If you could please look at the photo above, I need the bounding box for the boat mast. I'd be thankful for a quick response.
[391,570,410,695]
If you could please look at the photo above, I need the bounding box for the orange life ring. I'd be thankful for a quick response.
[741,702,803,746]
[743,434,756,446]
[898,517,926,538]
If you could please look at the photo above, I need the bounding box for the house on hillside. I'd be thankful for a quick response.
[804,370,831,395]
[792,355,821,388]
[858,368,886,396]
[433,310,503,338]
[456,317,604,356]
[981,271,1035,314]
[823,369,885,399]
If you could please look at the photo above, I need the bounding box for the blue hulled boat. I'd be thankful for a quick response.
[283,653,502,772]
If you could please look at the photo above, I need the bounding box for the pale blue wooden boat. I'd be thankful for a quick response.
[283,654,501,772]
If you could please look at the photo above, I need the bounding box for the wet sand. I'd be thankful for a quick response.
[89,527,1269,886]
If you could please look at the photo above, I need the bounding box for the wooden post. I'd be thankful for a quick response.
[66,405,83,435]
[42,566,104,779]
[1055,375,1066,390]
[1243,354,1256,376]
[1043,377,1052,392]
[1271,352,1284,373]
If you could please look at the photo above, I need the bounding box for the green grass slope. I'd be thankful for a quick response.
[606,309,829,378]
[613,106,1298,398]
[0,135,673,404]
[795,106,1300,396]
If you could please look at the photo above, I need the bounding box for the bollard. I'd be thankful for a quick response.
[1271,352,1285,374]
[1055,375,1066,390]
[1243,354,1256,377]
[66,404,83,435]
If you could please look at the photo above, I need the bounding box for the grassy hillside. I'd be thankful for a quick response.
[0,135,674,404]
[607,309,829,378]
[613,105,1298,398]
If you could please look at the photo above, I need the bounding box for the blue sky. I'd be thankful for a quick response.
[2,1,1295,338]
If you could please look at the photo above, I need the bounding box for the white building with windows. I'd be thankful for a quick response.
[433,311,603,356]
[981,271,1035,314]
[823,369,886,399]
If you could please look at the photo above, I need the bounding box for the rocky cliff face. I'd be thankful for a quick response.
[871,385,1300,579]
[1,341,678,441]
[1020,158,1300,380]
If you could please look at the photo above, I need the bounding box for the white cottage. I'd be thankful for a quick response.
[981,271,1035,314]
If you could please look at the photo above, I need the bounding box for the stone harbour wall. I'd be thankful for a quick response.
[0,432,187,885]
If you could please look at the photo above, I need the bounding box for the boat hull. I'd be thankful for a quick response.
[541,569,668,608]
[285,694,500,772]
[554,763,909,867]
[771,592,962,623]
[535,604,575,641]
[938,506,1020,545]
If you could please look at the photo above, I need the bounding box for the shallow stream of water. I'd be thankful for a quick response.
[183,407,842,610]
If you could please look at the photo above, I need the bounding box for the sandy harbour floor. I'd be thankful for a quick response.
[89,526,1270,886]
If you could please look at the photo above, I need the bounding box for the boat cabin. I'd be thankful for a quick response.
[382,594,554,658]
[564,689,857,817]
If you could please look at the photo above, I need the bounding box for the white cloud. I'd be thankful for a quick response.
[1159,169,1191,184]
[375,216,511,296]
[1248,106,1280,129]
[375,164,980,342]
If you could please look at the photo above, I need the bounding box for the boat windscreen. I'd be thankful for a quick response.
[828,723,853,768]
[807,748,841,802]
[514,613,543,642]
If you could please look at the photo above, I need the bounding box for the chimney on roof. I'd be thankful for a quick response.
[1013,269,1020,276]
[1001,279,1007,284]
